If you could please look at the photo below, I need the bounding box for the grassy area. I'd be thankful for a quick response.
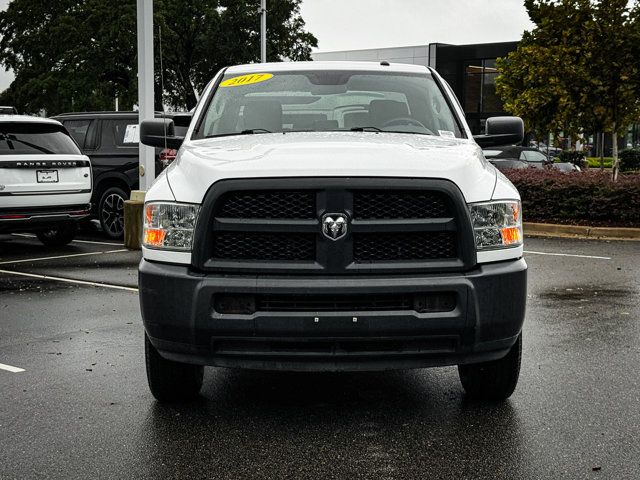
[586,157,614,168]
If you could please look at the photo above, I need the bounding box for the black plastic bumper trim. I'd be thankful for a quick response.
[139,257,527,371]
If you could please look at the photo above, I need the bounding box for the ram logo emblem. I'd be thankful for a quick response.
[322,213,348,241]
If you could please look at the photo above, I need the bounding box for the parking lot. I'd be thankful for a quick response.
[0,233,638,479]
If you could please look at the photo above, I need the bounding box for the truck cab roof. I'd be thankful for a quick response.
[225,61,430,75]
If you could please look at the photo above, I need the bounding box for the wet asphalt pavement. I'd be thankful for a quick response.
[0,233,638,479]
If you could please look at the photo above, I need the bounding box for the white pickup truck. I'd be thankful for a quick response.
[138,62,527,403]
[0,116,92,245]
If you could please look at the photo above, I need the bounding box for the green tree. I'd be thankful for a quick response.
[496,0,640,180]
[0,0,138,115]
[0,0,317,114]
[156,0,316,109]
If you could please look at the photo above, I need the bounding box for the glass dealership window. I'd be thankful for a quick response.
[463,59,503,114]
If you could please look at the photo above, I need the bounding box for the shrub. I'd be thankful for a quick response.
[586,157,613,168]
[504,169,640,226]
[619,149,640,172]
[557,150,587,168]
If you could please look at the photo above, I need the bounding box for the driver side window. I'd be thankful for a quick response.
[203,95,236,137]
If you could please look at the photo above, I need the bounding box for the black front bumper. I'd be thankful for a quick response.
[139,257,527,372]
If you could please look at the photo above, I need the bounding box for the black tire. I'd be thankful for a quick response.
[458,334,522,401]
[98,186,127,239]
[145,334,204,403]
[36,222,77,246]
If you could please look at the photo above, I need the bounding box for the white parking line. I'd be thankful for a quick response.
[0,362,25,373]
[11,233,124,247]
[67,238,124,247]
[524,250,611,260]
[0,249,127,265]
[0,269,139,293]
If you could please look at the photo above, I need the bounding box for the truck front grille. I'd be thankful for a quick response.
[218,190,315,219]
[194,178,475,274]
[213,232,315,261]
[353,232,457,262]
[353,191,451,219]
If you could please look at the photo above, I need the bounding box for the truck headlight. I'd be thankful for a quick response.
[143,202,199,251]
[469,200,522,250]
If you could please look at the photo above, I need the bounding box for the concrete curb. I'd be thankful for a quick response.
[524,222,640,241]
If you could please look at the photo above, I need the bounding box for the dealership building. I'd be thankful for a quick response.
[313,42,640,150]
[312,41,518,135]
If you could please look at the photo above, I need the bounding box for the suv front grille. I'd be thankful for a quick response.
[195,178,474,274]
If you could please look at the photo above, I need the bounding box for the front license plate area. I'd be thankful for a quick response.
[304,316,370,335]
[36,170,59,183]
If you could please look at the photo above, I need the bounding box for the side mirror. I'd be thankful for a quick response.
[140,119,184,149]
[171,113,193,128]
[474,116,524,148]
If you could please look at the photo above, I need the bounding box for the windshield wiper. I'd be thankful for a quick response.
[386,130,434,136]
[240,128,271,134]
[349,126,382,132]
[204,129,272,139]
[349,127,434,137]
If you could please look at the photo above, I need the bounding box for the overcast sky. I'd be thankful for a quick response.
[0,0,533,91]
[301,0,533,52]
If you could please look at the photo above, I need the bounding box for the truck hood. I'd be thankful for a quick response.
[167,132,496,203]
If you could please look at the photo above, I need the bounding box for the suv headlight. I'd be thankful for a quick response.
[143,202,199,251]
[469,200,522,250]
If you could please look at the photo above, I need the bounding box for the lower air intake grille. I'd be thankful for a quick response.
[214,292,456,314]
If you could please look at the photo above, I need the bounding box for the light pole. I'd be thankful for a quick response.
[260,0,267,63]
[136,0,155,191]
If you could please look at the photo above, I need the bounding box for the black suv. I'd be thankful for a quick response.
[52,111,190,239]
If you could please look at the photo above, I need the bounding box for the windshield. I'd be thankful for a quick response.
[0,123,81,155]
[194,70,464,139]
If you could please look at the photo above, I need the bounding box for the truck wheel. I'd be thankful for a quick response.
[36,222,77,246]
[145,334,204,403]
[98,186,127,239]
[458,334,522,401]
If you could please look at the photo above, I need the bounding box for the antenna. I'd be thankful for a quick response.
[158,24,167,151]
[260,0,267,63]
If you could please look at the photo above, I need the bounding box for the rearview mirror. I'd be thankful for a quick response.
[473,116,524,148]
[140,119,184,149]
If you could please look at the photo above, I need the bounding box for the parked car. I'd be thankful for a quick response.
[483,146,552,169]
[532,145,562,158]
[138,62,527,403]
[0,115,92,245]
[551,162,581,172]
[487,158,531,172]
[52,111,190,239]
[0,106,18,115]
